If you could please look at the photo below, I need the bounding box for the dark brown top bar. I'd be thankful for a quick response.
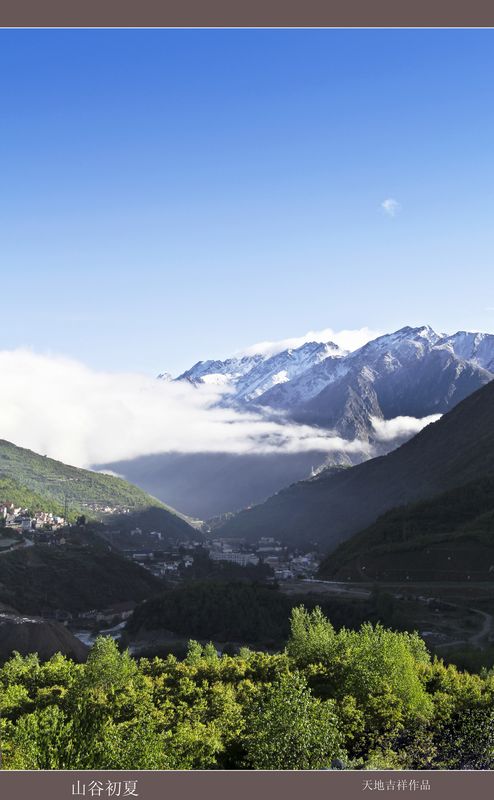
[2,0,494,28]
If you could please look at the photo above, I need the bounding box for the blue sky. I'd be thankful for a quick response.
[1,29,494,374]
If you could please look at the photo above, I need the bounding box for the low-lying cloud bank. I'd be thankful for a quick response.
[371,414,442,442]
[0,349,440,471]
[0,349,366,468]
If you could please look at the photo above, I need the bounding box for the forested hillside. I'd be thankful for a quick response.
[0,439,194,537]
[320,476,494,581]
[0,536,162,613]
[1,608,493,770]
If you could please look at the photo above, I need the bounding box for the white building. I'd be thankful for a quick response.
[210,551,259,567]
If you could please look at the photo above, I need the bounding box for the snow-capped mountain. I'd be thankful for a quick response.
[233,341,344,401]
[436,331,494,372]
[177,353,265,387]
[172,325,494,442]
[176,340,346,399]
[257,326,441,413]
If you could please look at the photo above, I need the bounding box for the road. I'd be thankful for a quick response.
[0,537,34,556]
[287,579,494,651]
[283,578,372,600]
[468,609,493,647]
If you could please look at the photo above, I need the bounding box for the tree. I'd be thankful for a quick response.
[287,606,337,668]
[243,672,344,769]
[434,706,494,770]
[7,706,72,769]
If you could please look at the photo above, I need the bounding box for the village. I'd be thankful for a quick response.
[102,527,321,584]
[0,497,321,580]
[0,498,143,552]
[0,498,321,648]
[0,502,69,550]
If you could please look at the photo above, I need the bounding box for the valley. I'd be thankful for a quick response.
[3,325,494,677]
[104,325,494,520]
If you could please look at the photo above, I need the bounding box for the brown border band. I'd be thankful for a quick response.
[0,769,492,800]
[1,0,494,28]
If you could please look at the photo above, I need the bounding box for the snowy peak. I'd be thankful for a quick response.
[176,354,265,387]
[174,340,347,399]
[234,340,346,401]
[352,325,440,359]
[436,331,494,372]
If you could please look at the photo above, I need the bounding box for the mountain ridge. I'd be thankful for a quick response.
[216,378,494,551]
[171,325,494,444]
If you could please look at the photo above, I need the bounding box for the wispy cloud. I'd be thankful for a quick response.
[371,414,441,442]
[238,327,383,358]
[0,348,371,468]
[381,197,402,218]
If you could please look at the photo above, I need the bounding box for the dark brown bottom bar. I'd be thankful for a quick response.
[0,770,492,800]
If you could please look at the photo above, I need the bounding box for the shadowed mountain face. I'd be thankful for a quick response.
[0,536,164,615]
[216,379,494,552]
[319,476,494,582]
[98,450,339,520]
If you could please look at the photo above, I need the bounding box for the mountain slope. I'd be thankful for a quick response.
[0,534,163,614]
[320,476,494,581]
[0,439,194,537]
[217,379,494,550]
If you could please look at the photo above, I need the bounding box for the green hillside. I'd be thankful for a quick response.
[0,477,65,516]
[320,476,494,581]
[0,439,194,537]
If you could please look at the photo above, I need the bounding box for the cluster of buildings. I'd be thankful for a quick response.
[208,538,260,567]
[0,502,66,533]
[205,536,320,580]
[114,526,320,583]
[81,502,132,515]
[145,553,194,577]
[124,534,200,579]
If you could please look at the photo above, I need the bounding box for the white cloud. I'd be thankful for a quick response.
[238,327,383,358]
[0,348,371,468]
[371,414,441,442]
[381,197,402,218]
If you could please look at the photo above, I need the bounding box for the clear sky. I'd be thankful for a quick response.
[1,29,494,374]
